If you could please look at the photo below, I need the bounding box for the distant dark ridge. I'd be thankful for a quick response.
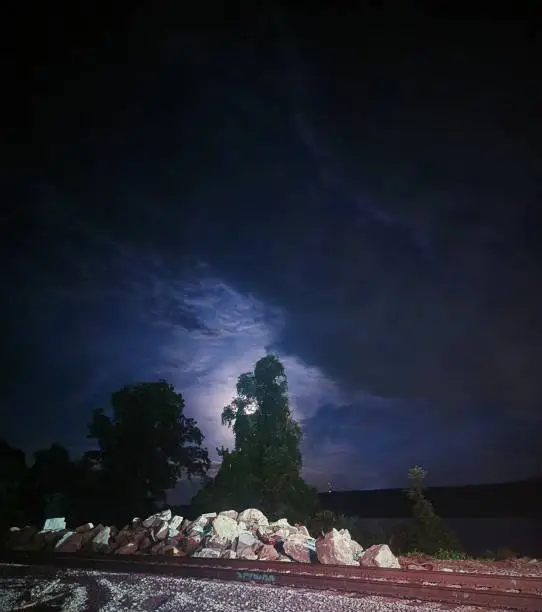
[317,477,542,518]
[177,477,542,520]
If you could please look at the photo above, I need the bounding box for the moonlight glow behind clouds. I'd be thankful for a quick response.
[148,271,347,463]
[3,6,541,504]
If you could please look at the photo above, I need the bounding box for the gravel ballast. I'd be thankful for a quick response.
[0,564,504,611]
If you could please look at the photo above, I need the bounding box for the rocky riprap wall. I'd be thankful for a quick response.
[5,508,400,569]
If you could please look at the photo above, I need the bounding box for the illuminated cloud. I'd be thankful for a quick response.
[149,271,346,461]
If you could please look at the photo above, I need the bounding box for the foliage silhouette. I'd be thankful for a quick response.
[191,355,319,522]
[401,464,463,555]
[85,380,209,524]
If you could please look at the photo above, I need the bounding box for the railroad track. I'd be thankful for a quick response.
[2,551,542,611]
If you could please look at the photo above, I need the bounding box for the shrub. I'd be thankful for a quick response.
[494,546,518,561]
[403,465,463,556]
[434,548,467,560]
[307,509,335,536]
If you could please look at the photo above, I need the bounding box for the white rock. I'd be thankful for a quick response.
[169,515,183,530]
[237,508,268,527]
[359,544,400,569]
[287,529,311,541]
[338,528,362,559]
[189,514,214,534]
[9,527,20,532]
[235,530,257,554]
[168,527,180,538]
[42,517,66,532]
[55,531,75,549]
[212,515,240,542]
[154,520,169,540]
[350,538,364,560]
[206,534,230,551]
[192,547,221,558]
[218,510,239,520]
[92,526,111,547]
[157,509,172,522]
[262,526,292,541]
[316,528,358,566]
[141,509,172,528]
[142,513,159,528]
[339,528,351,541]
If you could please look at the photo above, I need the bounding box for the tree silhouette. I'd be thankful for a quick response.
[404,464,462,554]
[86,380,210,524]
[192,355,318,522]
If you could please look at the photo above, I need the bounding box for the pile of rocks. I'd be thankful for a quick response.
[6,508,400,569]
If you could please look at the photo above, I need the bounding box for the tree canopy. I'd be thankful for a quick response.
[191,355,319,522]
[85,380,210,523]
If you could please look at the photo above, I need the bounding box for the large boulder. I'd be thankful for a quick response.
[41,517,66,532]
[237,508,268,528]
[295,525,311,538]
[212,515,240,542]
[258,544,280,561]
[235,530,258,556]
[316,528,358,566]
[169,515,183,530]
[142,508,172,528]
[218,510,239,521]
[156,509,172,522]
[183,534,203,554]
[152,520,169,541]
[359,544,400,568]
[187,514,216,535]
[206,534,230,551]
[55,532,83,553]
[338,529,364,561]
[283,535,314,563]
[91,526,111,553]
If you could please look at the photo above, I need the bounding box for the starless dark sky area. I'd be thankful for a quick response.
[2,4,541,503]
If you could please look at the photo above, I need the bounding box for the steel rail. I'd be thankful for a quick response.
[2,552,542,611]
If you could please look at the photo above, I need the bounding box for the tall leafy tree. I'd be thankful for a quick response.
[86,380,210,523]
[192,355,318,522]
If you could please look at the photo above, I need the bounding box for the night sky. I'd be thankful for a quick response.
[2,5,541,503]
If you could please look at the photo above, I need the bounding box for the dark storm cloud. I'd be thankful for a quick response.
[150,12,542,483]
[174,12,542,433]
[2,188,344,479]
[3,5,541,493]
